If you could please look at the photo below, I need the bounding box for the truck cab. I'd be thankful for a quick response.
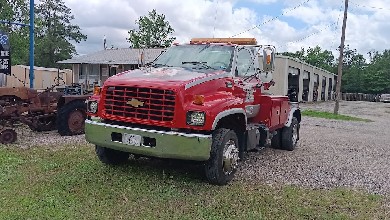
[85,38,301,185]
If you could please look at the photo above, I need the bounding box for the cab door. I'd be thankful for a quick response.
[232,47,261,119]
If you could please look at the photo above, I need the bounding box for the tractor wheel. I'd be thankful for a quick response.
[281,117,300,151]
[95,145,129,165]
[57,100,87,136]
[0,129,17,144]
[205,128,240,185]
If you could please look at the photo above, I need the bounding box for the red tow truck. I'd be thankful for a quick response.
[85,38,301,185]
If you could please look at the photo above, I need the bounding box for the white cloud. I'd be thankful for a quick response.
[62,0,390,59]
[247,0,279,4]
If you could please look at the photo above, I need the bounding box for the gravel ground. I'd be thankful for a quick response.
[5,101,390,195]
[238,101,390,195]
[9,126,88,149]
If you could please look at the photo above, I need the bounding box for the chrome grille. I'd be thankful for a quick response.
[104,86,175,122]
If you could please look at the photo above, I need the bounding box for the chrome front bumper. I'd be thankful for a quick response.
[85,120,212,161]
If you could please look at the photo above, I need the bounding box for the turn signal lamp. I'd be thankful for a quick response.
[193,95,205,105]
[93,86,101,96]
[266,54,271,65]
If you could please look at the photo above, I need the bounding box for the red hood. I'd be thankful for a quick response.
[104,67,226,90]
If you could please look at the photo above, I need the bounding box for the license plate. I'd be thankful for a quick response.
[122,133,142,146]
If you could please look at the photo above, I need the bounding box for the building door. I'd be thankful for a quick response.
[302,71,310,102]
[288,67,299,102]
[328,78,333,100]
[313,74,319,102]
[321,76,327,101]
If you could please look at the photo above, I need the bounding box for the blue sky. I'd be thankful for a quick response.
[63,0,390,58]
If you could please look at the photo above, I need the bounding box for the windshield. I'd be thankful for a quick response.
[153,44,234,71]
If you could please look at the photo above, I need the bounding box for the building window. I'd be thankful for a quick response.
[79,64,87,80]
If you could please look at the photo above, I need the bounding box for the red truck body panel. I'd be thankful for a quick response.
[89,43,291,134]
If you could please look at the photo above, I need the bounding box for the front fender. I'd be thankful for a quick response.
[285,105,301,127]
[183,92,244,131]
[211,108,247,130]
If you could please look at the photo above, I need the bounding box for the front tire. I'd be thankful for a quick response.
[281,117,299,151]
[205,128,240,185]
[95,146,129,165]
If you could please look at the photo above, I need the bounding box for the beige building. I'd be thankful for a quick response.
[2,65,73,90]
[267,55,337,102]
[58,48,164,91]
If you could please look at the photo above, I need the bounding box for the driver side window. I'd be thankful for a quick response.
[235,48,255,77]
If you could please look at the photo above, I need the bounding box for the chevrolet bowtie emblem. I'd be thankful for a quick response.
[127,98,144,108]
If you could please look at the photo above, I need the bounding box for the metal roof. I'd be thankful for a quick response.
[14,65,72,73]
[58,48,165,65]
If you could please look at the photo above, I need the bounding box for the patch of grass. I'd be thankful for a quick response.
[302,110,373,122]
[0,145,387,219]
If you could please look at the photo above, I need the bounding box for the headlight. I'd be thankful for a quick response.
[88,101,98,114]
[186,111,205,126]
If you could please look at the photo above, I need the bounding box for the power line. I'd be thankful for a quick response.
[230,0,312,37]
[284,22,337,47]
[282,2,344,51]
[350,1,390,10]
[330,0,345,50]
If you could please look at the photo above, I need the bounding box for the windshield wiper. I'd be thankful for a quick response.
[182,61,216,70]
[151,63,172,67]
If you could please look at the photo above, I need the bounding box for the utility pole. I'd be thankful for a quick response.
[334,0,348,114]
[0,0,34,88]
[29,0,35,88]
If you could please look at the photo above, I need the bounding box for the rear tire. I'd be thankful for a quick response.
[95,146,129,165]
[205,128,239,185]
[281,117,299,151]
[57,100,86,136]
[270,129,281,149]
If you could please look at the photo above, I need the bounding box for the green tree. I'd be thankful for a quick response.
[0,0,29,65]
[34,0,87,68]
[127,9,176,48]
[361,50,390,93]
[305,46,335,72]
[342,45,365,68]
[280,48,305,61]
[339,46,366,93]
[280,46,335,72]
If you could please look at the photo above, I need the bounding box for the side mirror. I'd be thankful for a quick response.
[262,46,275,72]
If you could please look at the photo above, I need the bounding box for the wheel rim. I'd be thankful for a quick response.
[292,123,298,144]
[222,140,239,175]
[68,110,85,133]
[0,129,17,144]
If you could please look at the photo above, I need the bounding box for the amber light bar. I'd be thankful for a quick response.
[190,38,257,45]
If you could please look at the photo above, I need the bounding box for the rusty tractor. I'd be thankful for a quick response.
[0,86,89,144]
